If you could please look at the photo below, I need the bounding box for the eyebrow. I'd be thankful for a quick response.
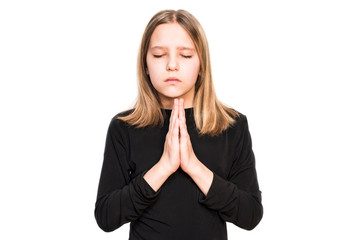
[150,46,195,51]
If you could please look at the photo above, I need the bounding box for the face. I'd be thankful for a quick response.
[146,23,200,109]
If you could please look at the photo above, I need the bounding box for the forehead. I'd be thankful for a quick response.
[149,23,195,48]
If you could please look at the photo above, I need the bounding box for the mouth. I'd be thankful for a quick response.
[165,77,181,84]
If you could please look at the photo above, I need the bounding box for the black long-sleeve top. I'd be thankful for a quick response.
[95,108,263,240]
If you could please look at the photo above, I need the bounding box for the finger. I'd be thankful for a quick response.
[172,118,180,142]
[178,98,184,123]
[169,99,178,132]
[182,99,186,126]
[179,118,188,140]
[174,98,179,120]
[172,99,179,129]
[179,99,188,132]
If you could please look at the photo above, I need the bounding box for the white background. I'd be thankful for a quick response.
[1,0,359,239]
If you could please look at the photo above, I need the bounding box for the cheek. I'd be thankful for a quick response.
[146,54,167,75]
[146,62,163,89]
[183,59,200,79]
[146,60,161,79]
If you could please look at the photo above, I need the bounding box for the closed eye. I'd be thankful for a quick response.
[182,55,192,59]
[153,54,164,58]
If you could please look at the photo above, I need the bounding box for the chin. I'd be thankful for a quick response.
[157,87,194,102]
[160,91,185,99]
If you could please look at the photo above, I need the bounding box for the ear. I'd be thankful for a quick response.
[146,67,149,75]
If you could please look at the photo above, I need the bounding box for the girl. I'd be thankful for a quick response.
[95,9,263,240]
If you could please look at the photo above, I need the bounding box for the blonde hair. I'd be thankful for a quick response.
[119,9,239,136]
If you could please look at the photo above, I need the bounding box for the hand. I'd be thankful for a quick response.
[145,98,213,194]
[159,99,181,174]
[178,99,213,195]
[178,99,198,173]
[159,98,197,174]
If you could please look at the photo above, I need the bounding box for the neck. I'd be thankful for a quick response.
[159,91,195,109]
[161,100,193,109]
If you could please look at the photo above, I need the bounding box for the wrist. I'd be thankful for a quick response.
[143,159,173,192]
[158,157,177,177]
[184,157,201,176]
[184,158,213,196]
[181,156,203,176]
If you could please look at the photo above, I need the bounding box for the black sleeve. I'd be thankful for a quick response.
[199,115,263,230]
[94,117,160,232]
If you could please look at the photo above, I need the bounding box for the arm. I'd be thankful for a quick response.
[178,99,213,195]
[94,117,159,232]
[176,99,262,229]
[199,115,263,230]
[143,99,181,191]
[181,156,214,196]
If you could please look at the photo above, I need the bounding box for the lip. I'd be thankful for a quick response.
[165,77,181,84]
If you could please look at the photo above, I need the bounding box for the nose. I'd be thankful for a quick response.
[166,56,179,71]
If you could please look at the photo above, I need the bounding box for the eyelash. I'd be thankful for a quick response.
[153,55,192,59]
